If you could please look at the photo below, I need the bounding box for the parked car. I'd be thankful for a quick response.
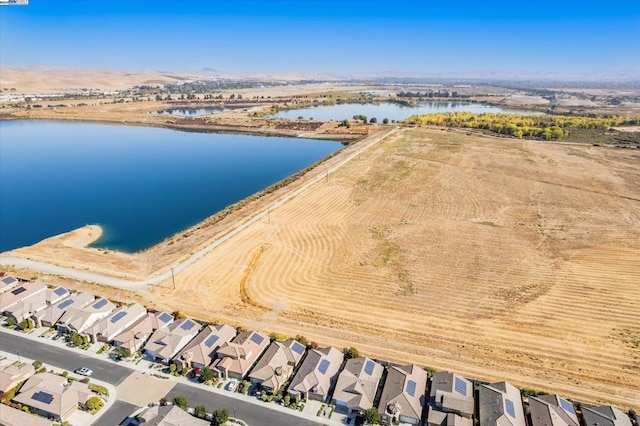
[189,367,201,378]
[52,334,63,341]
[74,367,93,376]
[226,379,238,391]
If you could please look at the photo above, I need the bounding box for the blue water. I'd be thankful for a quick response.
[0,120,340,252]
[151,107,227,116]
[271,101,537,122]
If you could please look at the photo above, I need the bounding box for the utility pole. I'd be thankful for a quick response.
[268,207,270,224]
[171,268,176,290]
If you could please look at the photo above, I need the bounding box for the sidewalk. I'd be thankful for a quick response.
[0,325,342,425]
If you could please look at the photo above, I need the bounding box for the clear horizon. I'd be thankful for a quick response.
[1,0,639,78]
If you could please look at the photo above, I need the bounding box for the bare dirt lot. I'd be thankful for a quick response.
[4,128,640,409]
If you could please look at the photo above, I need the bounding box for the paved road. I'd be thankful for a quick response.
[0,128,396,290]
[166,383,322,426]
[92,400,138,426]
[0,331,133,385]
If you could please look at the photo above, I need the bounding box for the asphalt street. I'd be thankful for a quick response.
[166,383,323,426]
[0,331,133,385]
[92,400,138,426]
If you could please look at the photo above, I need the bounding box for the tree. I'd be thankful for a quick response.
[6,317,16,327]
[369,117,377,124]
[194,404,208,419]
[86,396,104,411]
[200,367,214,383]
[211,408,229,425]
[112,346,131,360]
[169,364,177,373]
[18,319,32,331]
[172,395,188,410]
[343,347,360,359]
[382,118,389,124]
[294,335,310,346]
[284,394,291,406]
[364,407,379,424]
[32,360,42,370]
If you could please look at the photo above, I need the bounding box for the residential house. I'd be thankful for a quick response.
[32,292,95,328]
[12,372,92,422]
[582,405,633,426]
[144,317,202,364]
[85,303,147,343]
[56,297,115,334]
[529,395,579,426]
[173,323,237,370]
[427,371,474,426]
[248,339,306,393]
[5,286,69,323]
[211,330,270,380]
[137,404,210,425]
[0,360,35,393]
[0,275,20,294]
[0,404,53,426]
[332,357,384,415]
[478,382,525,426]
[0,281,48,316]
[378,364,427,425]
[287,346,343,403]
[112,311,174,353]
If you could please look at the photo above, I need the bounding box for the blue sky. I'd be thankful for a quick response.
[1,0,639,77]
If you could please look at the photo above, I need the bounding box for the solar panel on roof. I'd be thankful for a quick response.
[2,276,17,285]
[454,377,467,396]
[318,359,330,375]
[559,398,575,414]
[406,379,417,397]
[53,287,68,297]
[505,399,516,418]
[11,287,26,296]
[250,333,265,345]
[93,299,108,309]
[181,319,195,331]
[291,341,305,355]
[110,311,128,323]
[158,312,172,323]
[205,335,219,348]
[32,391,54,405]
[364,360,375,376]
[58,299,74,310]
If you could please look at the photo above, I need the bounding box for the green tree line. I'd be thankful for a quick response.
[404,112,640,140]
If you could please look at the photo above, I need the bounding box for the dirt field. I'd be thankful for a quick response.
[148,128,640,408]
[3,127,639,409]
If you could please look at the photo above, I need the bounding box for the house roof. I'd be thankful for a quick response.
[248,339,305,389]
[56,297,115,333]
[0,281,48,312]
[0,361,35,393]
[0,403,53,426]
[13,372,91,418]
[288,346,343,398]
[85,303,147,341]
[582,406,633,426]
[137,404,210,425]
[174,323,237,367]
[112,311,173,352]
[479,382,526,426]
[428,408,474,426]
[211,330,270,377]
[0,275,20,293]
[144,317,201,360]
[529,395,580,426]
[332,357,384,412]
[46,287,70,304]
[430,371,475,417]
[33,292,95,326]
[378,364,427,422]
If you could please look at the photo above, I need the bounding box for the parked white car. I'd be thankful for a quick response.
[226,379,238,391]
[74,367,93,376]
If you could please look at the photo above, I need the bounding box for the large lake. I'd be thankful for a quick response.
[0,120,341,252]
[271,101,535,122]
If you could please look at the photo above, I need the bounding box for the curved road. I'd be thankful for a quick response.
[0,128,397,290]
